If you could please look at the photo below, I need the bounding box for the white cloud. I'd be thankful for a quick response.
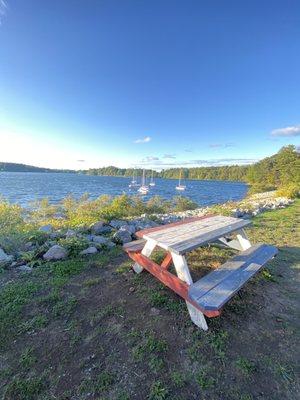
[142,156,159,162]
[0,0,7,25]
[134,136,151,143]
[271,125,300,137]
[163,154,176,159]
[209,142,235,148]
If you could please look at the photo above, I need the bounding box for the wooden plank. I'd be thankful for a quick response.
[123,239,146,253]
[144,218,251,254]
[189,244,278,311]
[136,214,213,239]
[160,252,173,269]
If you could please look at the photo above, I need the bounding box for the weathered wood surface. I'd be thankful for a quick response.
[188,244,278,312]
[136,214,212,239]
[123,239,146,253]
[143,216,251,254]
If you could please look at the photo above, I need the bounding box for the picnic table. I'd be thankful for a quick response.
[124,215,277,330]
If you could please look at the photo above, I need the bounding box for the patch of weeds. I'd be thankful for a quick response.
[117,390,130,400]
[79,371,115,395]
[196,367,215,389]
[149,355,165,373]
[0,281,41,347]
[58,236,89,257]
[4,376,45,399]
[150,291,169,307]
[148,381,169,400]
[19,347,37,369]
[50,259,85,281]
[275,363,294,383]
[171,371,186,388]
[115,260,132,274]
[261,269,278,282]
[208,330,228,360]
[83,277,102,287]
[151,250,166,265]
[19,314,48,333]
[236,357,256,376]
[52,295,77,318]
[94,371,115,392]
[133,333,168,361]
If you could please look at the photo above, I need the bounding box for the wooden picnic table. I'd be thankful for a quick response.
[124,214,277,330]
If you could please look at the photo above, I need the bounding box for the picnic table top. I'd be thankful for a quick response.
[137,215,251,255]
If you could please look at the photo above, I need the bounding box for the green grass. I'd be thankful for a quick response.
[236,357,256,376]
[4,376,45,400]
[148,381,169,400]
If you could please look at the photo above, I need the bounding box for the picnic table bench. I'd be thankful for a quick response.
[123,215,277,330]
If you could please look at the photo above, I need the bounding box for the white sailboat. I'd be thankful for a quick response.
[149,170,155,187]
[129,170,139,187]
[138,169,149,194]
[176,170,186,191]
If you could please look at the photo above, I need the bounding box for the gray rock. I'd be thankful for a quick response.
[121,224,136,235]
[43,245,68,261]
[113,228,132,244]
[80,246,98,255]
[92,235,109,245]
[24,241,35,251]
[90,221,105,234]
[0,248,13,266]
[109,219,128,229]
[16,265,33,273]
[39,224,53,233]
[66,229,76,238]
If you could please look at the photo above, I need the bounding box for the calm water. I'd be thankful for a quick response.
[0,172,248,208]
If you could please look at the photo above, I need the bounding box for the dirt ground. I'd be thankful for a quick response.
[0,201,299,400]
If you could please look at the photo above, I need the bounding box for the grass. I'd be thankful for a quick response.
[0,200,299,399]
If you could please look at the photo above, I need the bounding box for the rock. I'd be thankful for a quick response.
[43,245,68,261]
[113,228,132,244]
[16,265,33,273]
[39,224,53,233]
[0,248,13,266]
[24,241,35,251]
[80,246,98,255]
[66,229,76,238]
[105,240,116,248]
[121,224,136,235]
[90,221,105,234]
[109,220,128,229]
[92,235,109,245]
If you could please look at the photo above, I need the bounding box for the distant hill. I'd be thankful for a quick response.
[0,162,74,173]
[84,146,300,190]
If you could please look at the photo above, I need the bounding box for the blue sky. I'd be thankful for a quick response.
[0,0,299,170]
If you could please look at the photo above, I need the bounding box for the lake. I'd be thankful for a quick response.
[0,172,248,208]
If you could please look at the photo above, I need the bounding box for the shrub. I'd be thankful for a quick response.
[172,196,198,211]
[58,236,89,257]
[248,183,276,195]
[276,183,299,199]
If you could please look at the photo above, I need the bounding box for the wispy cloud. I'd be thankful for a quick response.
[77,159,85,162]
[163,154,176,159]
[184,149,193,153]
[134,136,151,143]
[271,125,300,137]
[142,156,159,162]
[0,0,7,25]
[209,142,235,148]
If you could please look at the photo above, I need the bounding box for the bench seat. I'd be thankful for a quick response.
[188,244,278,313]
[123,239,146,253]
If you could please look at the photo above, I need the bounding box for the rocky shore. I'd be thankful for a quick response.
[0,192,293,272]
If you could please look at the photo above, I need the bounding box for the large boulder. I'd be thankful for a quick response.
[113,228,132,244]
[90,221,109,234]
[0,248,13,266]
[43,245,68,261]
[80,246,98,255]
[39,224,53,233]
[109,220,128,229]
[92,235,109,245]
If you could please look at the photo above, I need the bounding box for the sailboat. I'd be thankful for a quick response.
[176,170,186,191]
[129,170,139,187]
[138,169,149,194]
[149,170,155,187]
